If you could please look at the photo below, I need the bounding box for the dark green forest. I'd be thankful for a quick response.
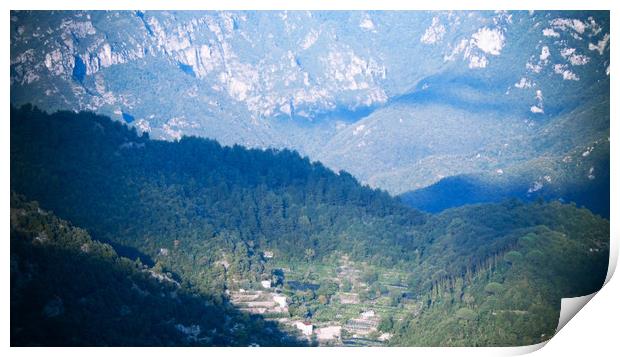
[10,105,609,346]
[10,193,304,346]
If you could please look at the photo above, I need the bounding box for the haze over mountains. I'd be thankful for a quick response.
[10,10,610,215]
[9,10,611,347]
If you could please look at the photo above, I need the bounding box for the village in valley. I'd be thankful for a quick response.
[227,253,424,346]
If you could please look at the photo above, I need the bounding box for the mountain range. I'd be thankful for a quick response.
[10,106,609,346]
[10,10,610,214]
[9,10,611,347]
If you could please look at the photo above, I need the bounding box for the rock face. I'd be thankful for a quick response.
[11,11,394,134]
[10,11,610,196]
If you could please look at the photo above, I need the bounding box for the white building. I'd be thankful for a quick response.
[261,280,272,289]
[361,310,375,318]
[378,333,393,341]
[272,294,287,308]
[294,321,313,336]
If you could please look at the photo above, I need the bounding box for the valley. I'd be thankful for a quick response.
[9,9,610,348]
[227,254,423,346]
[10,106,609,346]
[10,11,610,208]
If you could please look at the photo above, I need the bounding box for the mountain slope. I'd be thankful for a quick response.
[11,105,428,291]
[399,94,609,217]
[10,106,609,345]
[316,97,532,191]
[390,204,609,346]
[10,11,610,198]
[10,193,304,346]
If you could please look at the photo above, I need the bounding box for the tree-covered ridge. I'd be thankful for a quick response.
[11,105,426,277]
[391,203,609,346]
[10,192,304,346]
[10,106,609,346]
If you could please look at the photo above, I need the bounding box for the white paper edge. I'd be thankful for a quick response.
[3,2,616,356]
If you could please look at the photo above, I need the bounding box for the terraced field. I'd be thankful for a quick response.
[230,253,425,346]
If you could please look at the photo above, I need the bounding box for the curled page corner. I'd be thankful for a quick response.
[555,292,597,334]
[604,233,619,285]
[505,340,549,355]
[493,246,616,356]
[553,239,617,336]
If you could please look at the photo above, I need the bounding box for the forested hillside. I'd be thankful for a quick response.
[10,193,304,346]
[388,201,609,346]
[11,105,427,293]
[10,106,609,346]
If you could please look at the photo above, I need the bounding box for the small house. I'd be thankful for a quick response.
[294,321,313,336]
[361,310,375,318]
[272,294,287,308]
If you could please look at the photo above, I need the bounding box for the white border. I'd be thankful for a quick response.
[3,1,617,356]
[1,0,616,11]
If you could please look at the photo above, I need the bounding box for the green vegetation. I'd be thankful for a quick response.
[10,106,609,346]
[10,193,304,346]
[10,105,427,295]
[389,215,609,346]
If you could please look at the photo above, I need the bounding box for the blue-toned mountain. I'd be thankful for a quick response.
[10,11,609,206]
